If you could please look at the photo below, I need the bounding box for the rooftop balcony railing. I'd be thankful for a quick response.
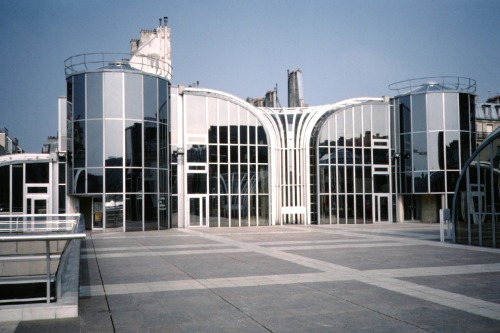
[0,214,85,305]
[64,52,172,79]
[388,76,476,95]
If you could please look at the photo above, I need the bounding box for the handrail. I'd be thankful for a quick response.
[0,214,85,305]
[0,213,81,233]
[64,52,173,79]
[388,76,476,95]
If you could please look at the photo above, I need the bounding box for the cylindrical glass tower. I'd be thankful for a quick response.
[390,77,476,222]
[65,56,170,231]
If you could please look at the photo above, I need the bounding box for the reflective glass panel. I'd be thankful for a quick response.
[87,73,103,119]
[144,121,157,167]
[412,133,428,171]
[125,193,142,231]
[87,168,103,193]
[26,163,49,183]
[362,106,372,146]
[427,93,444,131]
[445,131,460,169]
[344,110,353,146]
[105,194,123,230]
[126,168,142,192]
[412,94,426,132]
[87,120,103,167]
[74,121,85,168]
[144,168,158,192]
[444,93,459,130]
[158,79,168,123]
[73,74,85,120]
[427,132,442,171]
[414,172,428,193]
[125,121,142,167]
[372,104,388,139]
[105,169,123,192]
[125,74,142,119]
[354,107,362,147]
[143,76,157,120]
[104,73,123,118]
[105,120,123,166]
[144,194,158,231]
[187,173,206,194]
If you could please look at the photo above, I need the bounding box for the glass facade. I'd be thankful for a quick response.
[314,102,391,224]
[453,128,500,248]
[0,157,61,215]
[171,92,270,227]
[66,64,169,231]
[391,83,476,222]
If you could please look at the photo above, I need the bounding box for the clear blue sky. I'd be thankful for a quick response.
[1,0,499,152]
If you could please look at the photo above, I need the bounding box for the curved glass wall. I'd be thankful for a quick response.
[314,102,391,224]
[394,91,474,196]
[67,65,169,231]
[452,128,500,248]
[172,92,270,227]
[391,80,476,222]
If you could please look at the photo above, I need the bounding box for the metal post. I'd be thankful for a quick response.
[46,240,51,303]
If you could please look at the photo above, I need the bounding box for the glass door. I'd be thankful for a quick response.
[188,195,207,227]
[92,197,103,229]
[374,194,390,223]
[27,198,48,215]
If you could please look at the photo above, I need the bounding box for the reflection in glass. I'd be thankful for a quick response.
[26,164,49,183]
[412,132,428,170]
[126,193,142,231]
[87,120,103,167]
[427,132,441,170]
[126,168,142,192]
[87,168,103,193]
[105,120,123,166]
[445,131,460,169]
[412,94,426,132]
[145,194,158,230]
[106,194,123,230]
[414,172,428,192]
[158,79,168,123]
[344,110,353,146]
[144,121,157,167]
[187,144,207,163]
[144,168,158,192]
[125,74,142,119]
[104,169,122,194]
[74,121,85,168]
[125,121,142,167]
[73,74,85,120]
[143,76,157,120]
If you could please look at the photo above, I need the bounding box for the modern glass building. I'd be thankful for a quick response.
[64,55,170,231]
[0,153,64,215]
[390,77,477,223]
[452,127,500,248]
[312,100,392,224]
[170,88,273,228]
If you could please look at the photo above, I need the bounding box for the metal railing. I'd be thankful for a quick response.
[388,76,477,95]
[0,214,80,233]
[0,214,86,304]
[64,52,172,79]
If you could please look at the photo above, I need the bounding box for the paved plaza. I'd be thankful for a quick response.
[2,223,500,332]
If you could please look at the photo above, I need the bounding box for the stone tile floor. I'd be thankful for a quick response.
[1,223,500,332]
